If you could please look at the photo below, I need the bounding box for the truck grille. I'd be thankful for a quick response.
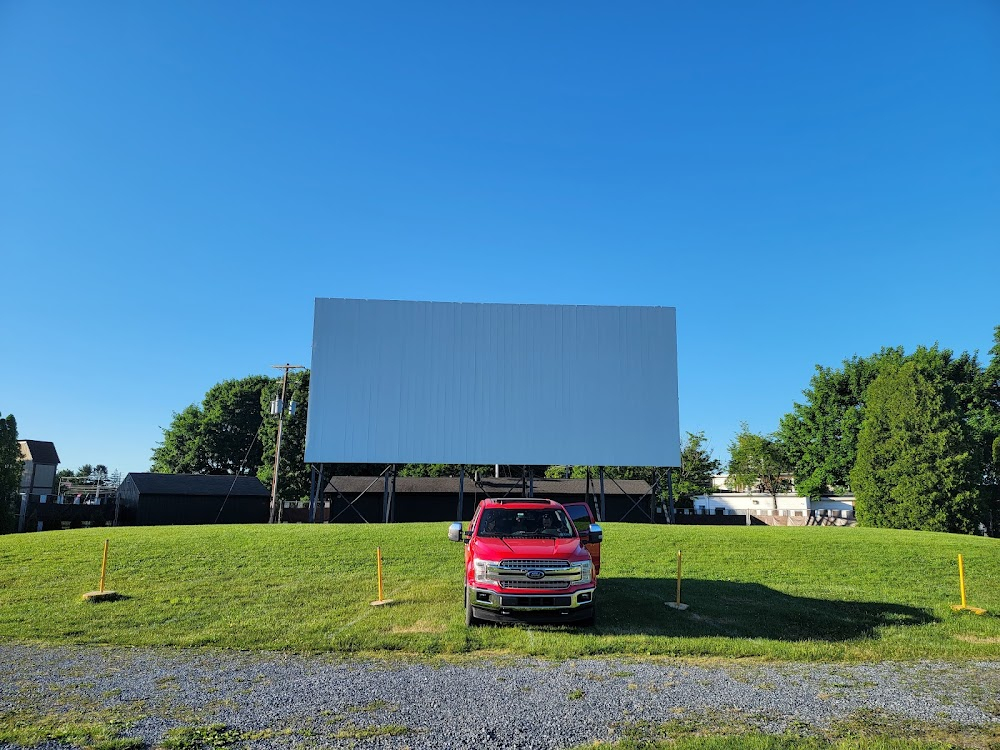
[500,559,571,570]
[501,595,573,607]
[499,580,570,590]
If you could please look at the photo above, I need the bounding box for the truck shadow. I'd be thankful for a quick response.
[591,578,935,641]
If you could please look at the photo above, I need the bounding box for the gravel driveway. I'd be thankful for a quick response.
[1,645,998,749]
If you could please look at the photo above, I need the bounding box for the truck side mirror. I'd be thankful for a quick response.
[588,524,603,544]
[447,522,463,542]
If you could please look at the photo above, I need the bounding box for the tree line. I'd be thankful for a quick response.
[732,325,1000,535]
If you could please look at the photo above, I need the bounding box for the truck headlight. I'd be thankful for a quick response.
[473,558,491,582]
[578,560,593,584]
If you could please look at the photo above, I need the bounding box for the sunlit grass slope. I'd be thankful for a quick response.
[1,524,997,660]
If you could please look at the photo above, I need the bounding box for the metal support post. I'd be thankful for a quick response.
[652,471,661,524]
[317,464,326,522]
[599,467,606,523]
[389,465,397,522]
[16,494,28,534]
[458,465,465,520]
[383,469,390,523]
[666,468,676,524]
[270,368,291,523]
[308,465,317,523]
[268,363,305,524]
[528,467,534,497]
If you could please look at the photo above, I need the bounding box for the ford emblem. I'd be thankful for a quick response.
[525,570,545,580]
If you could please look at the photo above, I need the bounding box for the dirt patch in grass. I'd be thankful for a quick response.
[955,635,1000,644]
[391,620,447,634]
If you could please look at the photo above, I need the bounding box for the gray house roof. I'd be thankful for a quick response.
[325,476,651,496]
[19,440,60,465]
[125,473,269,497]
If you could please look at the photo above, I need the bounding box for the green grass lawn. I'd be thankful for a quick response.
[0,523,998,660]
[578,737,974,750]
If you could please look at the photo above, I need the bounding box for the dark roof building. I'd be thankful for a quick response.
[19,440,60,496]
[118,473,269,525]
[19,440,60,465]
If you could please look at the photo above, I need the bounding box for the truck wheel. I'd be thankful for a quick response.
[465,587,477,627]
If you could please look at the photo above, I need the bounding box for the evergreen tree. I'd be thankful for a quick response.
[851,356,981,533]
[672,431,722,502]
[972,326,1000,535]
[0,413,23,534]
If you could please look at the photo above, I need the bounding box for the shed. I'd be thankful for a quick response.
[117,473,270,525]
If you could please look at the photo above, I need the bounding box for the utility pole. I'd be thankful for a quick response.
[269,363,305,524]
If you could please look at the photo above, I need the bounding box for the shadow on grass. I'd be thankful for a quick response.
[594,578,936,641]
[80,592,130,604]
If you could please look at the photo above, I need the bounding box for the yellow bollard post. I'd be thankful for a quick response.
[370,546,394,607]
[83,539,118,602]
[99,539,109,593]
[377,547,384,601]
[676,550,682,604]
[958,555,967,608]
[951,554,987,615]
[666,549,688,610]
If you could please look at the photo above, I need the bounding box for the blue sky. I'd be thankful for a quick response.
[2,1,998,477]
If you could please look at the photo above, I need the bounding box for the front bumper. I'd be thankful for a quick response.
[468,586,595,623]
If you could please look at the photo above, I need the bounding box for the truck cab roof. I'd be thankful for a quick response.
[479,497,564,511]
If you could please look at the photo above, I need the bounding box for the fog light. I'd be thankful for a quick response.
[476,592,491,602]
[578,592,592,603]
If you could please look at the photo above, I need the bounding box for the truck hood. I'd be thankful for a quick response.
[472,536,586,561]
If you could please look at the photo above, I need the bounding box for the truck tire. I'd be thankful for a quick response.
[465,587,478,627]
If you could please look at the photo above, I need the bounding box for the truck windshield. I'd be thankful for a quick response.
[476,508,575,538]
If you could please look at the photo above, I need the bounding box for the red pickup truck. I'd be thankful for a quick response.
[448,497,603,626]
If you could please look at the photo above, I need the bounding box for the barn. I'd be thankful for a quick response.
[117,473,270,525]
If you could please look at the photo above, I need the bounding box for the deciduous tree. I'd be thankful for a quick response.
[399,463,495,479]
[151,376,271,476]
[200,376,271,475]
[151,405,206,473]
[727,424,791,508]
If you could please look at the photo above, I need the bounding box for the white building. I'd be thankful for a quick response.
[692,492,854,515]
